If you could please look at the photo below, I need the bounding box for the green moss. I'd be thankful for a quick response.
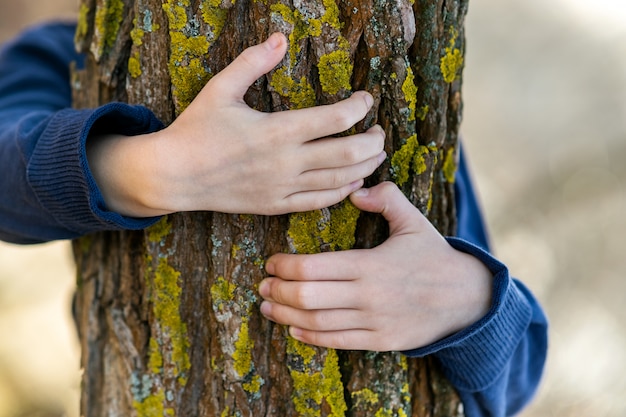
[233,319,253,377]
[152,257,191,384]
[442,146,457,183]
[401,65,418,121]
[148,216,172,243]
[374,409,394,417]
[270,67,316,110]
[318,49,353,95]
[440,27,464,83]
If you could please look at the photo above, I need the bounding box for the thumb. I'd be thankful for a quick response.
[350,182,421,234]
[210,33,287,100]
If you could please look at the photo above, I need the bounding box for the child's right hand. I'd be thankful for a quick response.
[87,33,385,217]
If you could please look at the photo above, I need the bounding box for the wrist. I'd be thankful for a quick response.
[86,131,171,218]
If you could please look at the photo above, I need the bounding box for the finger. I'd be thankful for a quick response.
[274,179,364,213]
[259,278,360,310]
[209,33,287,100]
[265,251,365,282]
[290,327,379,351]
[296,151,386,191]
[260,301,365,331]
[349,181,421,234]
[301,125,385,170]
[271,91,374,142]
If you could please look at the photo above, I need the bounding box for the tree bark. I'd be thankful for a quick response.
[71,0,468,415]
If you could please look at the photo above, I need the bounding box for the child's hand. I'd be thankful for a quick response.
[88,33,385,217]
[259,182,493,352]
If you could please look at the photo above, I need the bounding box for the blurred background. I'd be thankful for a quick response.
[0,0,625,416]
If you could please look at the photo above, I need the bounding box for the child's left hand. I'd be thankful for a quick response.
[259,182,493,351]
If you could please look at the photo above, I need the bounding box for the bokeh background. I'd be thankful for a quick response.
[1,0,625,416]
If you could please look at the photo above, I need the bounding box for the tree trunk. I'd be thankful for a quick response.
[71,0,467,415]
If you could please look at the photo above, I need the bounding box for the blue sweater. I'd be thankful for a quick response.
[0,23,547,417]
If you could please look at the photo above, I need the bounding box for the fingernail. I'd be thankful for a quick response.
[265,259,275,275]
[377,151,387,164]
[259,280,270,297]
[352,187,369,197]
[289,326,303,339]
[260,301,272,317]
[267,33,282,49]
[363,92,374,108]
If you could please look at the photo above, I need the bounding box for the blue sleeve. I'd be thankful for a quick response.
[0,23,164,244]
[402,149,548,417]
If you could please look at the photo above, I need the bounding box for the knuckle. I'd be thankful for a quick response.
[308,311,327,330]
[293,284,315,309]
[342,144,361,164]
[332,108,356,132]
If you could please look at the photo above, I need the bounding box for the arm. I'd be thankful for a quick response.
[0,23,163,244]
[0,25,384,244]
[259,153,548,416]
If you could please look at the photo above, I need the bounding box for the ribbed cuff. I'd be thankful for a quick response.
[402,237,533,392]
[27,103,164,235]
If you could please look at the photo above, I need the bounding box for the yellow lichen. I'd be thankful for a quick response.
[287,199,360,254]
[233,319,253,377]
[148,337,163,374]
[374,408,394,417]
[318,49,353,95]
[401,65,418,121]
[270,67,316,110]
[93,0,124,56]
[152,257,191,384]
[270,4,322,68]
[243,374,264,394]
[128,52,142,78]
[290,349,347,417]
[75,3,90,44]
[442,146,457,183]
[390,135,429,186]
[133,389,175,417]
[440,26,464,83]
[130,18,145,46]
[416,104,429,122]
[148,216,172,243]
[352,388,379,407]
[287,209,325,254]
[287,336,317,366]
[200,0,230,37]
[321,0,342,29]
[162,0,189,31]
[210,276,236,310]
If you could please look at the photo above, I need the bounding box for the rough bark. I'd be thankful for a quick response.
[71,0,468,415]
